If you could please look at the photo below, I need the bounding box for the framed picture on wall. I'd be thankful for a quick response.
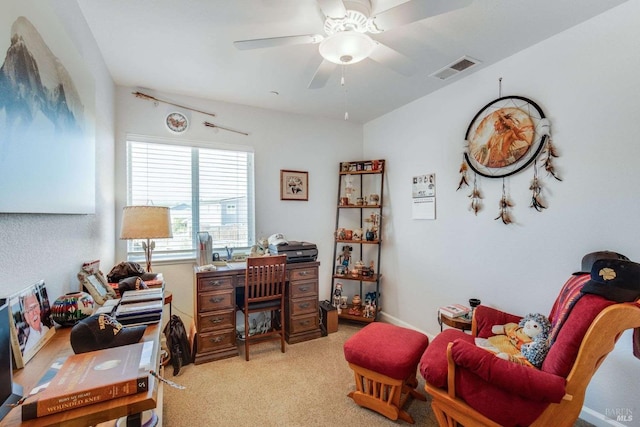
[8,281,56,369]
[280,170,309,201]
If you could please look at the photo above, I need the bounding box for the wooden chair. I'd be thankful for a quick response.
[420,281,640,427]
[242,255,287,361]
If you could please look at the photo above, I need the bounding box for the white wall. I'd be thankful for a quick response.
[364,1,640,424]
[114,87,362,327]
[0,0,115,300]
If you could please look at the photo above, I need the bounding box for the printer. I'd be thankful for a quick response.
[268,234,318,263]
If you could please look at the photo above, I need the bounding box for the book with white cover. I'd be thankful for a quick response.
[439,304,470,319]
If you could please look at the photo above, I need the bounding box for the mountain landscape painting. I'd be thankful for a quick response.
[0,2,95,214]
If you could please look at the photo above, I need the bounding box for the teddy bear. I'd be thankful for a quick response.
[476,313,551,367]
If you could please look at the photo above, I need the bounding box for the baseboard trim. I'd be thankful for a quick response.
[377,311,435,341]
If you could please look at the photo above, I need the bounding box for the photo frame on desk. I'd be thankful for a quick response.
[78,267,117,305]
[8,280,56,369]
[280,169,309,201]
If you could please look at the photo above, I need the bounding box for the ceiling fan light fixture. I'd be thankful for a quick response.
[319,31,375,65]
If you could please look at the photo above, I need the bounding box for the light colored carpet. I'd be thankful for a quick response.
[163,323,594,427]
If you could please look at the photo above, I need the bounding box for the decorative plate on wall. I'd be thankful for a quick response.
[166,112,189,133]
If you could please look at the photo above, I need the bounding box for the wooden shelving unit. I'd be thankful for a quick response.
[330,159,385,323]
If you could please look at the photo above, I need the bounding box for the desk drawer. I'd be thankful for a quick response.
[289,267,317,282]
[198,276,234,292]
[288,312,318,334]
[197,329,235,353]
[289,280,317,299]
[198,309,234,333]
[198,290,234,312]
[288,297,317,316]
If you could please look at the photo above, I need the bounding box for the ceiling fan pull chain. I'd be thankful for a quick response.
[342,64,349,120]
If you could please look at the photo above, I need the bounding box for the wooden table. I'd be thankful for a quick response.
[2,322,162,427]
[438,312,472,332]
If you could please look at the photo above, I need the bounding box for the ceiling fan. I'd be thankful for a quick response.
[233,0,472,89]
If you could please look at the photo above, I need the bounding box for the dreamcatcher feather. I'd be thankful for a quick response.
[495,179,514,224]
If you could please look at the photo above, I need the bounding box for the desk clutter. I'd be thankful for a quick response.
[20,341,153,420]
[94,288,164,326]
[2,265,173,426]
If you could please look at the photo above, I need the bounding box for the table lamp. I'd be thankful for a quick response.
[120,206,172,272]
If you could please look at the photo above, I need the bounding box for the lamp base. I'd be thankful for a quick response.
[141,239,156,272]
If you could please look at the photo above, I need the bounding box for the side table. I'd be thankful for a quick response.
[438,313,472,332]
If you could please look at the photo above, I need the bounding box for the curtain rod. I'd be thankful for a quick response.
[133,91,249,136]
[132,91,216,118]
[204,121,249,136]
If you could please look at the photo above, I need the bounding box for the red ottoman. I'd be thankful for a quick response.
[343,322,429,424]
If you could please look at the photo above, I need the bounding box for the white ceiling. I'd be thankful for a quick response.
[76,0,628,123]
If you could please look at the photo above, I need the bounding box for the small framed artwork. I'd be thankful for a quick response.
[8,280,56,368]
[280,170,309,201]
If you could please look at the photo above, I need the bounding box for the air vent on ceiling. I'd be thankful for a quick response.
[430,56,481,80]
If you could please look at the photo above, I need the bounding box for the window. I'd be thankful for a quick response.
[125,139,255,262]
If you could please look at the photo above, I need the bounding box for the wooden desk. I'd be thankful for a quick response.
[193,261,322,364]
[3,323,162,427]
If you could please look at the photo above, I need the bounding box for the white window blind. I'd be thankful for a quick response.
[126,139,255,261]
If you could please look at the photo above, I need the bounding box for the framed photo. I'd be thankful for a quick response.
[280,170,308,201]
[78,260,117,305]
[8,280,56,369]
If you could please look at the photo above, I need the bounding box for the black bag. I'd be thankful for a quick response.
[163,315,192,376]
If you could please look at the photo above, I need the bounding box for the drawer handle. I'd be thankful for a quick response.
[299,302,311,309]
[298,286,309,292]
[208,280,222,287]
[299,320,311,326]
[299,271,309,276]
[209,318,223,324]
[210,336,224,343]
[209,297,224,303]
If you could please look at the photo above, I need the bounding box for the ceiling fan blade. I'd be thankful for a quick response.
[308,59,337,89]
[368,42,416,76]
[371,0,472,31]
[234,34,323,50]
[316,0,346,19]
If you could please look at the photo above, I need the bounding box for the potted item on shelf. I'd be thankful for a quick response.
[344,229,353,240]
[348,294,363,316]
[365,229,375,241]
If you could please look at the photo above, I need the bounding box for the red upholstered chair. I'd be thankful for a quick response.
[420,274,640,427]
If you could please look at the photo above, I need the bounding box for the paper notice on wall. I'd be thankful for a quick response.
[412,173,436,220]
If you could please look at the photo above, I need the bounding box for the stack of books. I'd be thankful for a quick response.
[439,304,471,319]
[22,341,152,420]
[115,288,164,325]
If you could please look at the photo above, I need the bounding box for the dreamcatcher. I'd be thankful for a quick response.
[457,84,561,224]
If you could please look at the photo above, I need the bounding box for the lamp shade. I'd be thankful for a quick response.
[319,31,376,65]
[120,206,172,240]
